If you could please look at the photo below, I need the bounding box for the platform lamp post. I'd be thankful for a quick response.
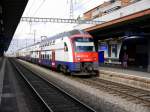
[33,30,36,44]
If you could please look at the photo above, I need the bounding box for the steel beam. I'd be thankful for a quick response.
[21,17,104,24]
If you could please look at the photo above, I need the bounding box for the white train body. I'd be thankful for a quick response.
[18,30,99,75]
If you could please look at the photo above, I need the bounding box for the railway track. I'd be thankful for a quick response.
[10,59,96,112]
[5,58,50,112]
[76,77,150,107]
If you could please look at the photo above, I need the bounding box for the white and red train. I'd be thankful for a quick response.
[17,29,99,75]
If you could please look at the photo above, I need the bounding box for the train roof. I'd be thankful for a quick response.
[17,29,89,50]
[17,42,40,51]
[42,29,89,43]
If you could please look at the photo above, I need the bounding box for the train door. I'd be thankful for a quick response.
[51,50,56,68]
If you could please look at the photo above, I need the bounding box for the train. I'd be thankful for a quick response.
[17,29,99,75]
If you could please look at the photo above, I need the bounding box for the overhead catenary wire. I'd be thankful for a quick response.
[74,0,92,11]
[25,0,36,16]
[32,0,46,17]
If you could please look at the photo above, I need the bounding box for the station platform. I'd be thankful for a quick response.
[99,66,150,91]
[100,66,150,78]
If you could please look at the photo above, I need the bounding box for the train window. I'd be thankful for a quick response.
[64,42,68,52]
[49,41,51,45]
[74,37,93,42]
[47,55,49,59]
[69,30,80,35]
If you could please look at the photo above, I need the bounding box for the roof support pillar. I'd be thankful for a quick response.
[147,38,150,72]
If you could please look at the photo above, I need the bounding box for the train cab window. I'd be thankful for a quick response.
[64,42,68,52]
[74,37,94,42]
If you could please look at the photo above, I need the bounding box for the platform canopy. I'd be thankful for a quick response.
[85,9,150,40]
[0,0,28,56]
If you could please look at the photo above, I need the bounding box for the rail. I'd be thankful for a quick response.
[10,59,96,112]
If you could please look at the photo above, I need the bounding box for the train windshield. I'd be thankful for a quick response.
[74,37,95,52]
[74,37,94,42]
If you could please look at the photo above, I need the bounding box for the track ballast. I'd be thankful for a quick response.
[10,59,96,112]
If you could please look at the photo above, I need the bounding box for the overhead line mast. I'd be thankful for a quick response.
[70,0,74,19]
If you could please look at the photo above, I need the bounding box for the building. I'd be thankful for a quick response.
[83,0,142,20]
[79,0,150,71]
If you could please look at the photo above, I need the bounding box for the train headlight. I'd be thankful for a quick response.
[93,57,97,61]
[76,57,81,61]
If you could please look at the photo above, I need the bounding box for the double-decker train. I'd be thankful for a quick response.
[17,29,99,75]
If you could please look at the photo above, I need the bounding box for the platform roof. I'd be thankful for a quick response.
[85,9,150,40]
[0,0,28,56]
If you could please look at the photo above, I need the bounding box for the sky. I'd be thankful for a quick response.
[7,0,108,54]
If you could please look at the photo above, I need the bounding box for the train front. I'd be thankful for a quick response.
[70,34,99,75]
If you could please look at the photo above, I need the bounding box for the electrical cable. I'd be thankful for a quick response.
[32,0,46,16]
[25,0,36,16]
[74,0,92,11]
